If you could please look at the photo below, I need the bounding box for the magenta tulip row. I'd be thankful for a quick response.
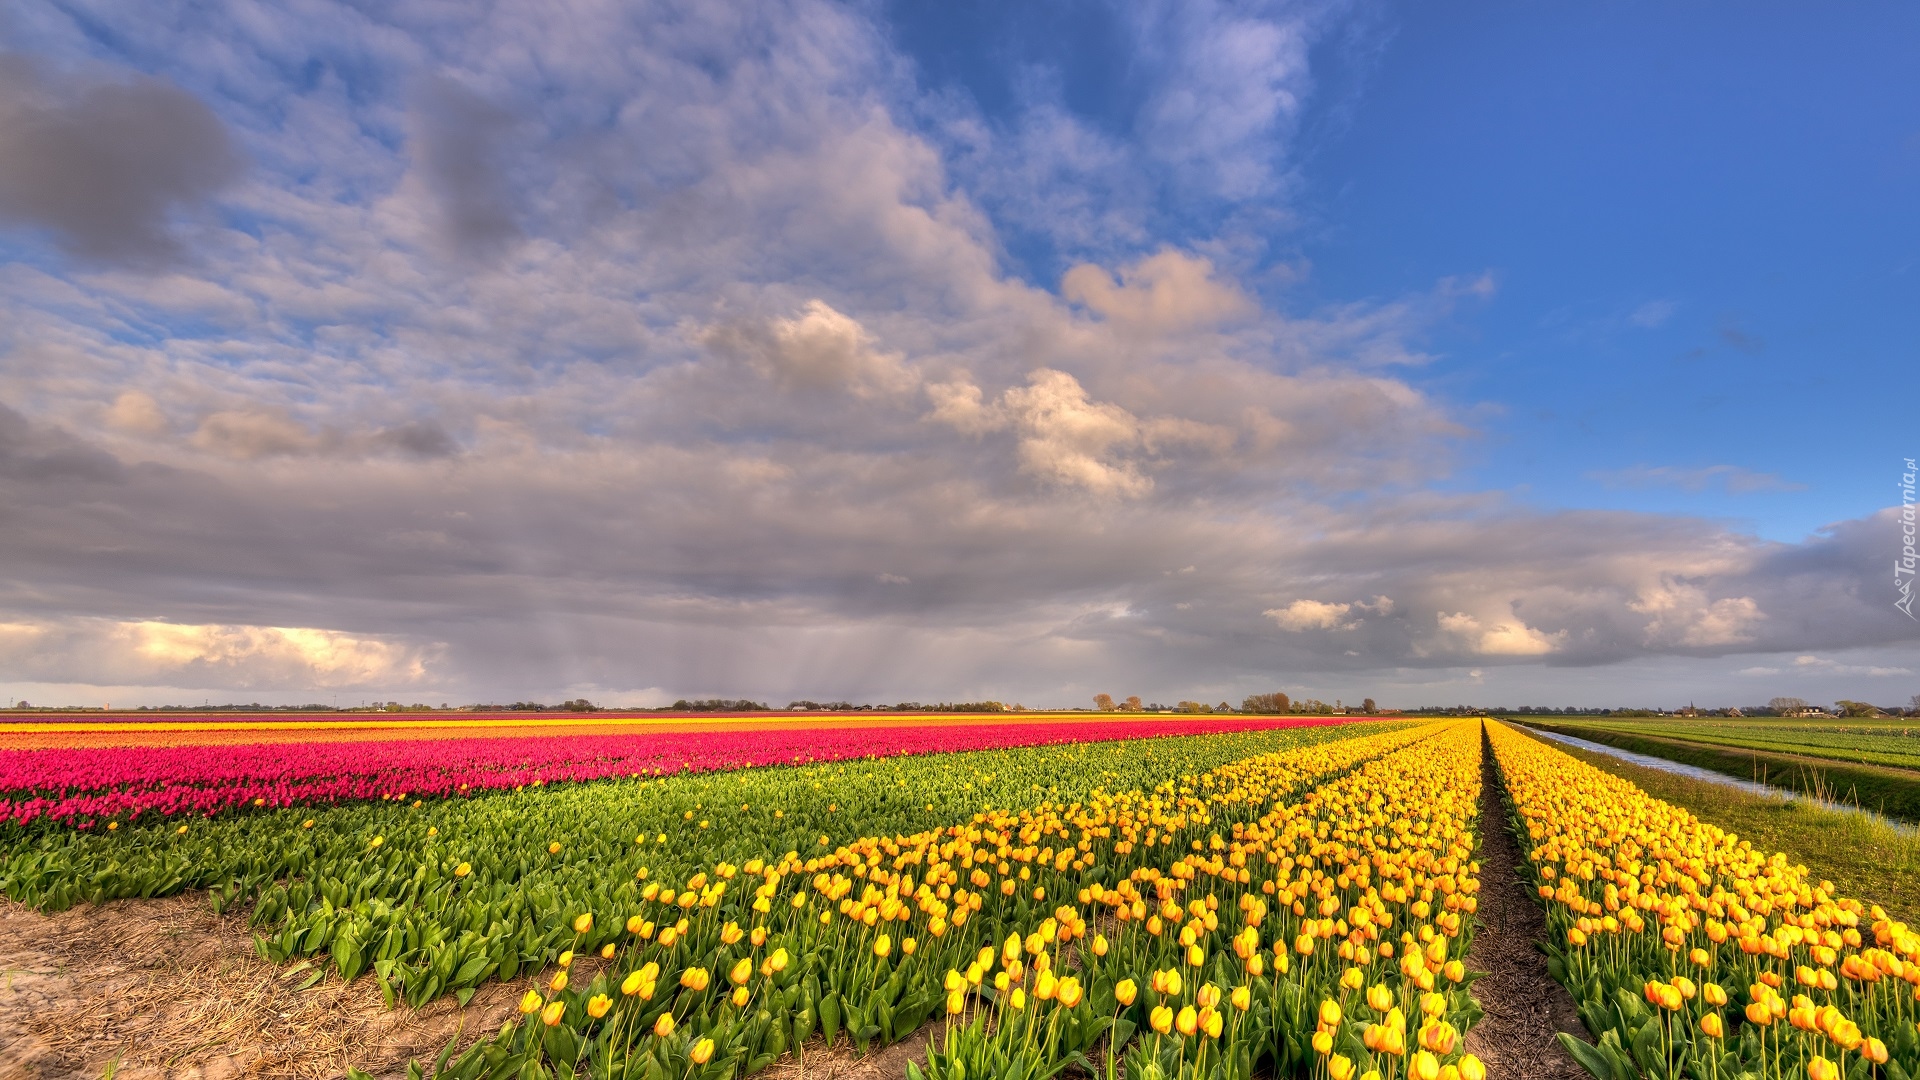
[0,717,1340,827]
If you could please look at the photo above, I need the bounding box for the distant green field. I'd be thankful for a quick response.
[1517,715,1920,823]
[1522,715,1920,771]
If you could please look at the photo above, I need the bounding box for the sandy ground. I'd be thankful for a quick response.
[0,892,532,1079]
[1462,725,1594,1080]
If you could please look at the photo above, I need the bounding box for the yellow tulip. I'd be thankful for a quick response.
[1114,978,1138,1006]
[586,994,612,1019]
[519,990,543,1014]
[691,1038,715,1064]
[654,1013,675,1037]
[541,1001,565,1027]
[1057,977,1084,1008]
[1150,1005,1174,1034]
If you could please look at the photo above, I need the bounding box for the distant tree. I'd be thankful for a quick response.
[1910,693,1920,715]
[1768,697,1808,713]
[1361,698,1376,714]
[1241,692,1290,714]
[1176,701,1213,714]
[672,698,770,712]
[1123,695,1142,712]
[1093,693,1116,711]
[1835,700,1881,718]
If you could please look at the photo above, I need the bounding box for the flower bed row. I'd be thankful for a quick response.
[1489,721,1920,1080]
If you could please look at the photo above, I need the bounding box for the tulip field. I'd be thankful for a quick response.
[2,716,1917,1080]
[0,714,1343,826]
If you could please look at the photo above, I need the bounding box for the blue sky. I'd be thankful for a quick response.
[887,0,1920,541]
[0,0,1914,709]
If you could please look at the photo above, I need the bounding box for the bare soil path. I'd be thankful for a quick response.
[0,892,525,1079]
[0,889,941,1080]
[1463,724,1593,1080]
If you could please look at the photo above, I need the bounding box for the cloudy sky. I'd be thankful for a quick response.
[1,1,1914,710]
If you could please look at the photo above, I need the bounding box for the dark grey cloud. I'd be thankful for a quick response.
[372,420,460,459]
[411,75,524,258]
[0,56,243,265]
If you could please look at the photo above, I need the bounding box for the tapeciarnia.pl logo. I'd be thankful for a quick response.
[1899,457,1917,620]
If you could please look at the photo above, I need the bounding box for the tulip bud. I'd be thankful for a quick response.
[1175,1005,1199,1036]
